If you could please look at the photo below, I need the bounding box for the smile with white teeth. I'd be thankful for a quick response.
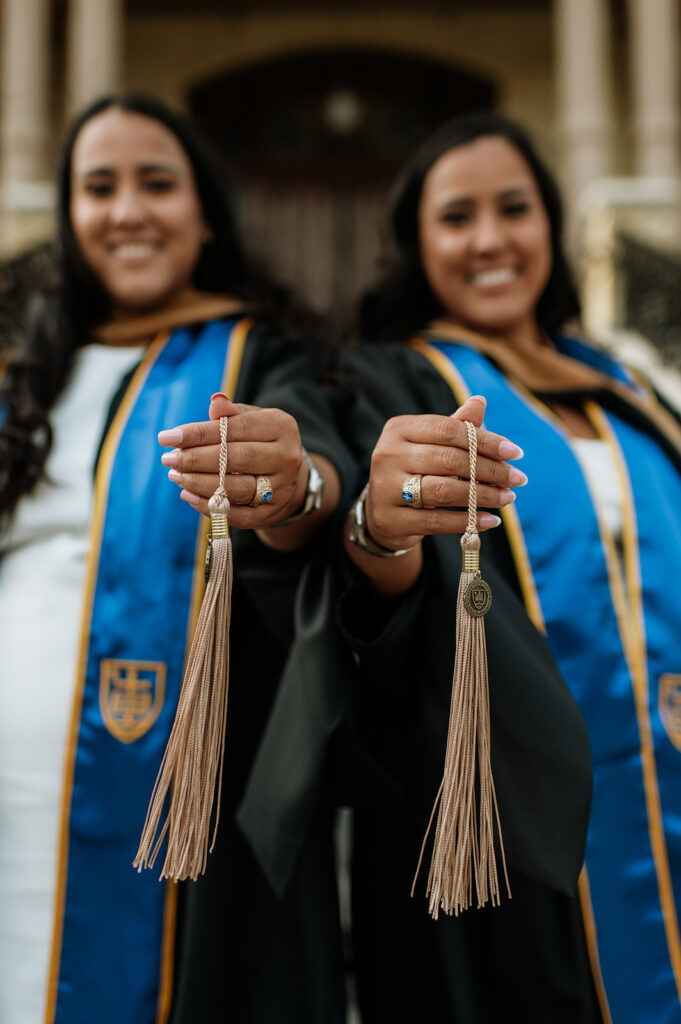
[111,243,157,259]
[470,268,519,287]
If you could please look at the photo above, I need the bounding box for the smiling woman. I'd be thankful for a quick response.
[333,111,681,1022]
[0,95,353,1024]
[69,109,208,315]
[417,136,553,346]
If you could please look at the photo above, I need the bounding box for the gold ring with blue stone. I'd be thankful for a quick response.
[401,474,424,508]
[250,475,274,506]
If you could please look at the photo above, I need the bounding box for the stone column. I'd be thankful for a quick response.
[1,0,53,209]
[629,0,680,178]
[554,0,615,233]
[67,0,123,114]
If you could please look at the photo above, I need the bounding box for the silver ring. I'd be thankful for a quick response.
[401,474,423,508]
[250,475,274,506]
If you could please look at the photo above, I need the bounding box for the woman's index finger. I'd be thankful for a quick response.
[158,420,219,448]
[158,405,276,449]
[400,414,522,460]
[211,408,283,443]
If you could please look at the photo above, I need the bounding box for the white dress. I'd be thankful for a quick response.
[571,436,624,543]
[0,343,143,1024]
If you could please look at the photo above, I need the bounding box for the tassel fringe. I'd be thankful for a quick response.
[134,417,233,881]
[412,420,509,917]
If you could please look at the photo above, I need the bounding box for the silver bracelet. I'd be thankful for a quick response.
[347,485,419,558]
[272,448,324,527]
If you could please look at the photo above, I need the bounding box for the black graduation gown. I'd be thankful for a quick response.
[102,321,356,1024]
[335,342,603,1023]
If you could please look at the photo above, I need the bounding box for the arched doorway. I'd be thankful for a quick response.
[189,49,497,320]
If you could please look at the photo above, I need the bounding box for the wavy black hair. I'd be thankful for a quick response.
[0,93,308,524]
[359,112,581,341]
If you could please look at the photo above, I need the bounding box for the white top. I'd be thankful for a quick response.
[0,343,143,1024]
[571,437,624,542]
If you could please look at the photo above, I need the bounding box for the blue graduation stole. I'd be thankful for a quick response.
[45,317,250,1024]
[415,333,681,1022]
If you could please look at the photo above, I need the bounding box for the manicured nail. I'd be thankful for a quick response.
[480,513,502,528]
[168,469,182,484]
[498,440,524,459]
[158,427,183,446]
[180,489,200,508]
[508,467,528,486]
[210,392,230,402]
[161,451,178,467]
[498,488,516,505]
[470,394,487,406]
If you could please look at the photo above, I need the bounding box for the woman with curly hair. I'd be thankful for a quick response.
[338,112,681,1022]
[0,94,353,1024]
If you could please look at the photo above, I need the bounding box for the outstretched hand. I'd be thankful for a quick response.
[158,393,308,528]
[363,395,527,554]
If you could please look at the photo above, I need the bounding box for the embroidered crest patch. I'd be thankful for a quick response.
[99,659,167,744]
[659,674,681,753]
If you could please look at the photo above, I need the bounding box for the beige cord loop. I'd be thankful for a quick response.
[209,416,230,516]
[219,415,228,484]
[465,420,478,535]
[461,420,481,571]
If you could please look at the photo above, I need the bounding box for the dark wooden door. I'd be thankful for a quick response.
[189,48,497,320]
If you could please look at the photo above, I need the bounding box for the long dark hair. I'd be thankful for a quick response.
[359,112,581,341]
[0,94,303,524]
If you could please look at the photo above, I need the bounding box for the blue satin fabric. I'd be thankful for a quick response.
[429,336,681,1022]
[54,319,241,1024]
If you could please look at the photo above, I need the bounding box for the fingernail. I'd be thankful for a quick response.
[499,488,516,505]
[508,467,528,486]
[499,440,524,459]
[480,513,502,528]
[211,392,230,402]
[161,451,178,467]
[168,469,182,484]
[470,394,487,406]
[180,489,200,508]
[158,428,183,446]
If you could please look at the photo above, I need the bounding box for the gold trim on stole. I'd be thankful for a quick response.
[584,400,681,1004]
[578,868,613,1023]
[488,382,619,1021]
[45,317,253,1024]
[155,880,178,1024]
[44,331,170,1024]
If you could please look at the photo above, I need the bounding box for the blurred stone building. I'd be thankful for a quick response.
[1,0,680,362]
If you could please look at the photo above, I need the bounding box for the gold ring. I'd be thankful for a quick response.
[401,474,423,508]
[250,475,274,506]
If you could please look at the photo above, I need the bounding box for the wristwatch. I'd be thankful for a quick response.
[274,448,324,526]
[347,485,417,558]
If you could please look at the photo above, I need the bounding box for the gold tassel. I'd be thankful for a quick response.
[412,420,510,918]
[134,416,233,881]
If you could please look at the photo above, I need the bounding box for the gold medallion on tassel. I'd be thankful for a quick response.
[463,578,492,617]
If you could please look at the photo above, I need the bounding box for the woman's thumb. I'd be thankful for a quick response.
[451,394,486,428]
